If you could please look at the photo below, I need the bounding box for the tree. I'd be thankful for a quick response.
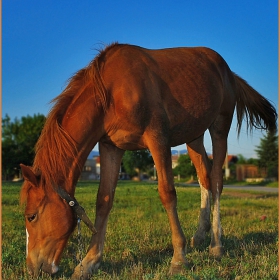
[246,158,259,165]
[255,130,278,179]
[236,154,247,164]
[122,150,154,179]
[2,114,46,180]
[173,154,196,179]
[236,154,258,165]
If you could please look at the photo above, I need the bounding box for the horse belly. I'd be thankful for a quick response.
[169,121,209,147]
[165,96,219,147]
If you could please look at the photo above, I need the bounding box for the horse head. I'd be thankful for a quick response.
[20,164,76,276]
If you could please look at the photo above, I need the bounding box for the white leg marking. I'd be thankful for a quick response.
[26,228,29,257]
[200,182,211,213]
[198,177,211,225]
[212,184,222,246]
[191,179,211,247]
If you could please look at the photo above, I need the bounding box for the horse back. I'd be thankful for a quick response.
[99,44,236,149]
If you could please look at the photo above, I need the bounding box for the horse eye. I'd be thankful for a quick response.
[27,214,37,222]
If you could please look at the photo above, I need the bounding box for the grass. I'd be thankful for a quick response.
[175,177,279,188]
[2,181,279,279]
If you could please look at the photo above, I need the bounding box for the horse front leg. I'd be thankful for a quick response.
[71,142,124,280]
[148,141,187,275]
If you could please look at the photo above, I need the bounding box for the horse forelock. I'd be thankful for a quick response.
[31,43,119,191]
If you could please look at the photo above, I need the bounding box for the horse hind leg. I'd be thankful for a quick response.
[187,135,212,248]
[208,143,226,258]
[207,116,232,259]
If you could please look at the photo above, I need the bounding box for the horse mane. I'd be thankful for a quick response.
[27,43,120,193]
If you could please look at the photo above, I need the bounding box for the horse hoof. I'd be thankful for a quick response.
[71,269,91,280]
[71,272,81,280]
[71,261,100,279]
[169,262,188,275]
[71,272,90,280]
[209,246,224,259]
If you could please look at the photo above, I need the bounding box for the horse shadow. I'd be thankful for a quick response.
[53,229,277,279]
[187,230,277,261]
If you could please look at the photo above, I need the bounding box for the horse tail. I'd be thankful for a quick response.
[233,73,277,135]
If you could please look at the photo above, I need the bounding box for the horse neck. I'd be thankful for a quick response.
[40,69,108,195]
[65,144,97,194]
[59,103,105,195]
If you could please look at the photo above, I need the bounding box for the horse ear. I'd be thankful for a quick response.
[20,164,39,187]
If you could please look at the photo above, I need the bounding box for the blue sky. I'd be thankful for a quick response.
[3,1,278,158]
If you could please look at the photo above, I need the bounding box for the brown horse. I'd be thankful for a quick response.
[20,43,277,279]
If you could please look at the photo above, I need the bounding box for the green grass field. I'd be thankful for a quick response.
[2,181,278,279]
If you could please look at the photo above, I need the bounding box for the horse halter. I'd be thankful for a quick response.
[56,187,97,234]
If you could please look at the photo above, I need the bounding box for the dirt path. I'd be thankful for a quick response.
[224,185,278,193]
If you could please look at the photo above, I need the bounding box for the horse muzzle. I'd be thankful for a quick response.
[27,258,59,277]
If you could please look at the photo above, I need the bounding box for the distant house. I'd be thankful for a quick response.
[236,164,258,181]
[171,150,188,169]
[79,151,100,180]
[80,151,132,181]
[236,164,267,182]
[80,157,97,180]
[171,155,179,168]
